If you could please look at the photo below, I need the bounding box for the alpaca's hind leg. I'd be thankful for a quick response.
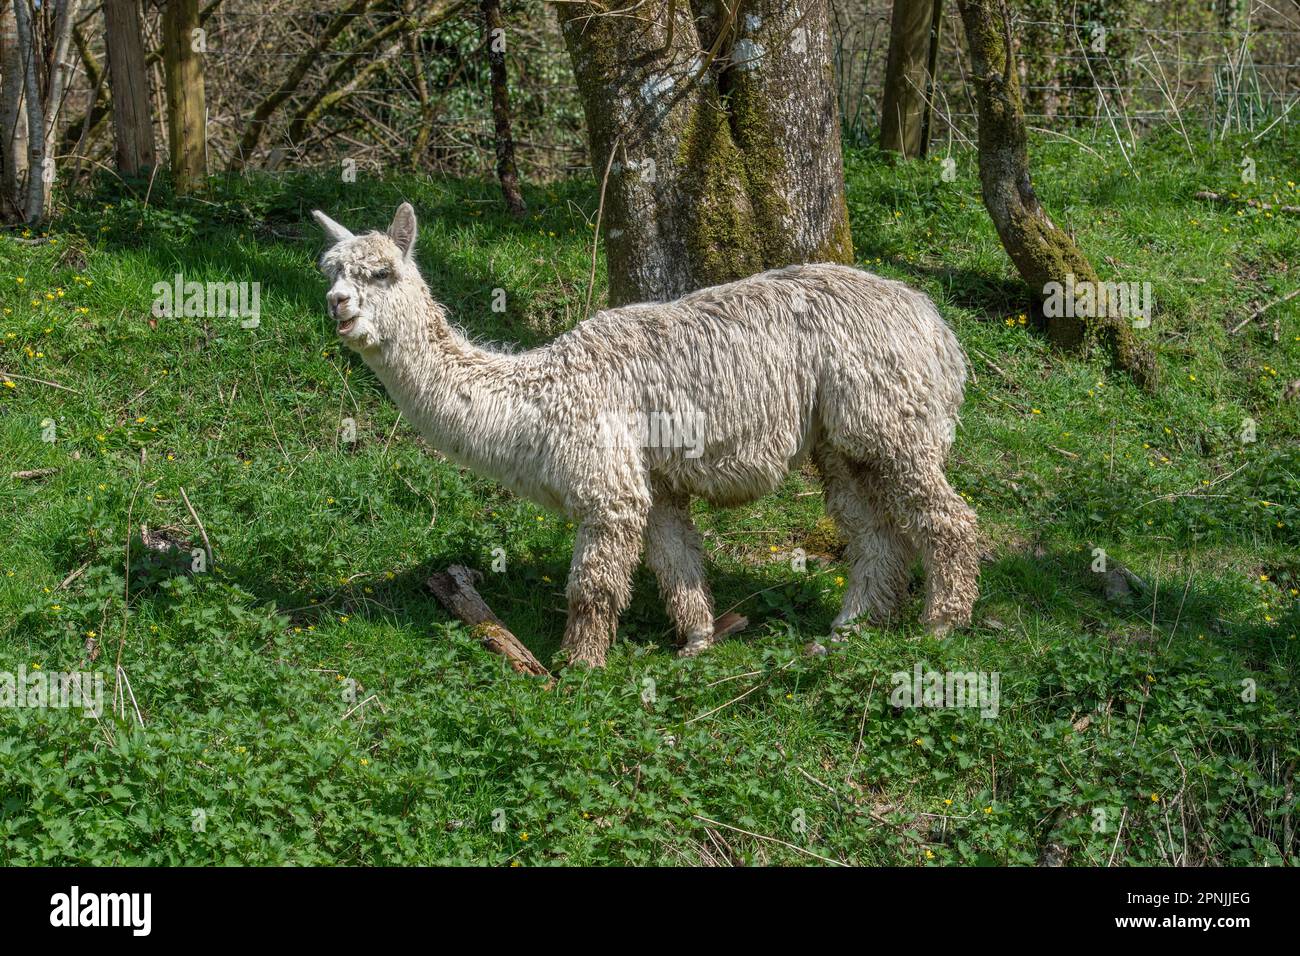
[643,489,715,657]
[817,449,916,635]
[873,451,979,635]
[560,510,647,668]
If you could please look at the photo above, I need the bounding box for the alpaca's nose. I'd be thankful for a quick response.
[328,290,350,315]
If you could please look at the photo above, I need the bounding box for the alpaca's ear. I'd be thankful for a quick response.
[388,202,417,259]
[312,210,354,244]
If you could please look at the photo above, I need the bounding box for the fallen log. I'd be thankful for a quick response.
[1195,190,1300,216]
[1228,287,1300,335]
[10,467,59,480]
[427,565,553,685]
[428,566,750,679]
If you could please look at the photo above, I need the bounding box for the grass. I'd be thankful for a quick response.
[0,127,1297,865]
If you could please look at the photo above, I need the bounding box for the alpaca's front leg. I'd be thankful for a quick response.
[560,511,647,668]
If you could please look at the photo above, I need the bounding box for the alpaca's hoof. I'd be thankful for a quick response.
[827,619,860,643]
[923,611,968,639]
[677,635,714,659]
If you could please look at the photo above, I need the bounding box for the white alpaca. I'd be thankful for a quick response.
[313,204,979,667]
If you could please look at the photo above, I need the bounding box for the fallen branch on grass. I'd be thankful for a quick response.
[427,565,553,684]
[1228,288,1300,335]
[427,565,749,682]
[0,369,80,393]
[10,467,59,480]
[1195,190,1300,216]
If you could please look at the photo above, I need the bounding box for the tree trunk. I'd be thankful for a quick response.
[556,0,852,307]
[0,0,29,221]
[956,0,1157,391]
[880,0,940,158]
[10,0,44,222]
[162,0,207,192]
[104,0,156,176]
[482,0,525,217]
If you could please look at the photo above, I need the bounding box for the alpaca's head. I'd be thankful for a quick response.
[312,203,425,353]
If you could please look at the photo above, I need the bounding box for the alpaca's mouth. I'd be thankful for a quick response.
[336,318,356,336]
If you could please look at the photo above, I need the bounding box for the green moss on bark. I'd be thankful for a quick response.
[677,94,763,287]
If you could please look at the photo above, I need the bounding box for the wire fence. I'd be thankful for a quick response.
[835,1,1300,152]
[54,0,1300,183]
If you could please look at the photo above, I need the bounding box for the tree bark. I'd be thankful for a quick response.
[482,0,525,217]
[104,0,156,176]
[10,0,44,222]
[162,0,207,192]
[60,0,225,159]
[880,0,939,158]
[3,0,80,223]
[556,0,852,307]
[0,0,29,221]
[956,0,1157,391]
[427,566,553,684]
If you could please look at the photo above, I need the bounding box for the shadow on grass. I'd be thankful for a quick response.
[115,529,1285,676]
[59,170,598,352]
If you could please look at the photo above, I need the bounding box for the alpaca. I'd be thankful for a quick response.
[312,203,979,668]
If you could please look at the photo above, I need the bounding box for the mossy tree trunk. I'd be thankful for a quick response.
[556,0,853,307]
[956,0,1157,391]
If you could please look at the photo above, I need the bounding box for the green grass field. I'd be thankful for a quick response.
[1,129,1297,865]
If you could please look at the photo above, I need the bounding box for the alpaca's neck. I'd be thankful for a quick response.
[362,288,537,483]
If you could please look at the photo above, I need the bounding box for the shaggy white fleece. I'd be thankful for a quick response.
[314,204,979,667]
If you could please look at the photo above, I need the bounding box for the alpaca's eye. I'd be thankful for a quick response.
[372,268,392,282]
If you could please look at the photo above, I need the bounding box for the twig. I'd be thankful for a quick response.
[10,467,59,480]
[692,813,847,866]
[116,664,146,727]
[179,486,214,569]
[0,369,80,393]
[1229,288,1300,334]
[59,560,90,590]
[584,133,621,319]
[1196,190,1300,216]
[1141,460,1250,507]
[341,694,378,720]
[1107,806,1129,866]
[427,565,552,684]
[115,482,145,686]
[686,658,796,724]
